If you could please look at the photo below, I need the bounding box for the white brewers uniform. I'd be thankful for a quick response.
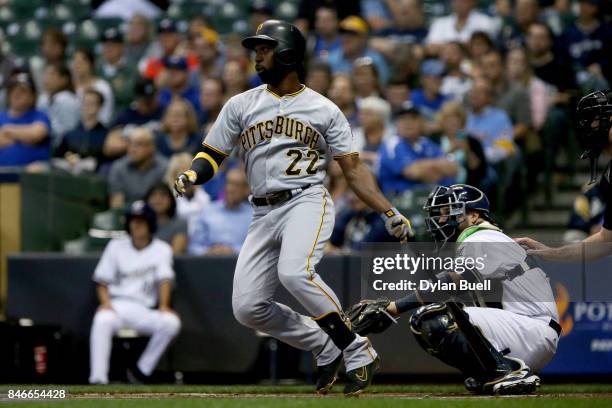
[458,228,559,370]
[89,237,181,384]
[203,84,376,371]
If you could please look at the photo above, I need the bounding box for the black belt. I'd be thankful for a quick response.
[549,319,562,337]
[251,184,313,207]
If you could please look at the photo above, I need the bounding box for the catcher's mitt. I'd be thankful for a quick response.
[346,298,398,335]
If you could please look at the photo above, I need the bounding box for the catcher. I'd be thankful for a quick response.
[348,184,560,395]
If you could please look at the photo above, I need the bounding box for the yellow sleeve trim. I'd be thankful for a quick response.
[192,152,219,174]
[202,142,229,157]
[333,152,359,159]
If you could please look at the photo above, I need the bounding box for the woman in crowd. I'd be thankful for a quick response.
[37,63,80,145]
[155,98,201,158]
[146,182,189,254]
[353,57,383,101]
[71,48,115,126]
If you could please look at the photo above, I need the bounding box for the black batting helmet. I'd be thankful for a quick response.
[576,90,612,182]
[242,20,305,68]
[125,200,157,234]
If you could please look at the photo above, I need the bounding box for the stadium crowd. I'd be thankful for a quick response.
[0,0,611,252]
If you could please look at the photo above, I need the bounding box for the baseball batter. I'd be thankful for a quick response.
[174,20,413,395]
[348,184,560,395]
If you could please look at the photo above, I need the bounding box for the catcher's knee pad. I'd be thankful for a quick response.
[314,312,356,350]
[409,303,457,355]
[409,303,511,382]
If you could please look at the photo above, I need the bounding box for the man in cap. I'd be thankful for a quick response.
[97,28,138,112]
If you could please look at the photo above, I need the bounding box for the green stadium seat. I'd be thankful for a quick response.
[4,21,42,58]
[93,17,123,32]
[10,0,45,20]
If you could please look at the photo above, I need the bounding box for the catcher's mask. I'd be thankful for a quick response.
[423,184,490,249]
[576,90,612,183]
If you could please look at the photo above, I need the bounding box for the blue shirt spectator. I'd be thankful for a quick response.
[410,59,449,121]
[0,74,51,166]
[158,56,201,113]
[326,16,390,84]
[312,6,342,59]
[466,79,515,164]
[377,103,457,195]
[189,168,253,255]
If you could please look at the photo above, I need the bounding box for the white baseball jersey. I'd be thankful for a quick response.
[457,226,558,323]
[93,237,174,308]
[203,84,356,196]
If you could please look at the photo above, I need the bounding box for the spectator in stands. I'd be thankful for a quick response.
[146,182,188,254]
[125,14,154,67]
[108,127,168,208]
[353,57,383,100]
[385,75,411,117]
[440,41,472,101]
[305,61,332,96]
[328,73,358,126]
[498,0,541,51]
[89,200,180,385]
[71,49,115,126]
[353,96,392,166]
[481,50,533,141]
[425,0,498,54]
[506,47,556,132]
[53,89,110,174]
[222,60,250,99]
[158,56,201,113]
[188,168,252,255]
[467,31,495,62]
[410,59,449,124]
[199,77,225,133]
[155,98,200,158]
[561,0,612,88]
[249,1,275,35]
[311,6,341,59]
[327,16,390,84]
[436,100,489,188]
[294,0,360,33]
[141,19,197,81]
[368,0,428,59]
[97,28,138,113]
[0,73,51,167]
[37,63,80,144]
[377,103,458,195]
[164,152,210,224]
[191,27,223,85]
[526,22,577,101]
[94,0,163,20]
[465,78,515,164]
[29,28,68,93]
[563,183,606,243]
[0,37,18,111]
[104,79,164,160]
[329,191,394,252]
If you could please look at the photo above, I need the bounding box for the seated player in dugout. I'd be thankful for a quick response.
[174,20,413,396]
[89,201,181,384]
[517,90,612,260]
[348,184,560,395]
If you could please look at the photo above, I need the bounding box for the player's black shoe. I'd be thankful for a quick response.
[126,365,150,385]
[343,357,380,397]
[482,357,540,395]
[315,353,343,395]
[464,377,484,394]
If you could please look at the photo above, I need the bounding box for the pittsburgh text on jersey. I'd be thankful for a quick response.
[240,115,321,152]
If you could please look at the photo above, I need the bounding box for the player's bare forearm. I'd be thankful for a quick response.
[158,280,172,310]
[517,229,612,261]
[337,154,393,212]
[96,284,112,309]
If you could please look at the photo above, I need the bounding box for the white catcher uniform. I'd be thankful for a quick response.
[203,84,376,370]
[457,224,559,370]
[89,237,181,384]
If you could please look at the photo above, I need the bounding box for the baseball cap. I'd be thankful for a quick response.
[134,78,156,99]
[163,56,188,70]
[199,27,219,46]
[397,101,421,117]
[8,72,36,93]
[158,18,178,33]
[339,16,369,35]
[251,0,275,15]
[100,27,123,43]
[420,59,445,77]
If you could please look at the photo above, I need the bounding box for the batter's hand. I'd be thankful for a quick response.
[515,237,551,255]
[174,170,197,197]
[382,207,414,242]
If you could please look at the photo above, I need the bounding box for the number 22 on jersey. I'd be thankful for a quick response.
[285,149,320,176]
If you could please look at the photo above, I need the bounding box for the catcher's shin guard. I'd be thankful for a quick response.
[314,312,355,350]
[409,303,512,383]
